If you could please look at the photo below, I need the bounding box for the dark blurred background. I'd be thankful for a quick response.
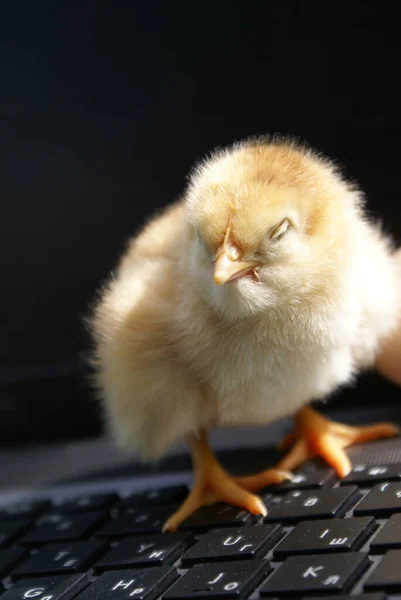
[1,1,400,443]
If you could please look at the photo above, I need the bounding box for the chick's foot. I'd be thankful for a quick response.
[277,406,399,478]
[162,430,290,532]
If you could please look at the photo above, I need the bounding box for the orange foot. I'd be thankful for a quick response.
[277,406,400,478]
[163,430,292,532]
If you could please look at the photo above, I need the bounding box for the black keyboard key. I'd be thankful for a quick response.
[265,487,359,523]
[56,494,118,513]
[0,520,32,547]
[119,486,189,509]
[12,541,107,578]
[260,552,370,596]
[0,574,88,600]
[20,512,106,545]
[354,482,401,517]
[76,567,178,600]
[303,595,386,600]
[274,517,376,558]
[365,549,401,592]
[0,501,51,521]
[164,560,271,599]
[180,504,256,532]
[370,513,401,553]
[341,463,401,486]
[0,549,27,577]
[182,524,282,566]
[269,468,335,493]
[94,533,192,571]
[97,506,174,537]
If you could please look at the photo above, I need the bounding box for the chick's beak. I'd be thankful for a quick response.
[213,250,261,285]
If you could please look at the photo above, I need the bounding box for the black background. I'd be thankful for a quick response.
[1,2,400,441]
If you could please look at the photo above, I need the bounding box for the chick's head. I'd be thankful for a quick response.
[185,138,360,320]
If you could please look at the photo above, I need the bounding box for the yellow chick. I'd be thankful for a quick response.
[89,136,400,532]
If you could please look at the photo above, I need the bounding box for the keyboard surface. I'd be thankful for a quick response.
[1,462,401,599]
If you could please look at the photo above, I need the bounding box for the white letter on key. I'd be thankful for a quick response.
[149,551,164,558]
[129,589,145,596]
[24,590,45,598]
[303,566,324,578]
[112,580,135,591]
[324,575,340,585]
[224,582,239,591]
[223,536,242,546]
[208,573,225,585]
[329,538,347,546]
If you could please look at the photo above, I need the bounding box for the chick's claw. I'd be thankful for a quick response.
[278,406,400,478]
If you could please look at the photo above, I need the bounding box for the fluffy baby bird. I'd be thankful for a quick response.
[90,137,400,532]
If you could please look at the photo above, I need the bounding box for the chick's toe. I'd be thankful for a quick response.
[277,406,399,478]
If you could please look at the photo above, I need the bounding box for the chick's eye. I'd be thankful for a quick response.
[269,218,291,241]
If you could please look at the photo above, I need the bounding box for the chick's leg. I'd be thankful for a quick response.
[163,430,289,532]
[277,406,399,478]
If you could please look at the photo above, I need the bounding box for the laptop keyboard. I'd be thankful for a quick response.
[1,465,401,599]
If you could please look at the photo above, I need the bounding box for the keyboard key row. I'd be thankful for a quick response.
[5,549,401,599]
[8,518,387,579]
[4,474,401,546]
[3,486,401,549]
[1,465,400,517]
[4,515,401,584]
[0,486,190,523]
[0,488,391,549]
[86,554,378,599]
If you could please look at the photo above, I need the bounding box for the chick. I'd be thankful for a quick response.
[90,137,400,532]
